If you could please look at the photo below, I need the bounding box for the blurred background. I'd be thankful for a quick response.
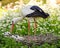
[0,0,60,48]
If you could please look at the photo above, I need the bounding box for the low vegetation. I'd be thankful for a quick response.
[0,1,60,48]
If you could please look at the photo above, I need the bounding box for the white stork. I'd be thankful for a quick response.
[10,5,49,35]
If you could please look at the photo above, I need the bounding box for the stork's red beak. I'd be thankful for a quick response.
[10,21,14,32]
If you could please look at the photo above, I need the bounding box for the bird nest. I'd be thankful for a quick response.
[2,32,60,47]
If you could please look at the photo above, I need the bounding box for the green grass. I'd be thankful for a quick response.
[0,4,60,48]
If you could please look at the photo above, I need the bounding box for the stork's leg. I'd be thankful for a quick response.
[33,18,37,40]
[34,18,37,35]
[28,19,30,35]
[27,19,31,40]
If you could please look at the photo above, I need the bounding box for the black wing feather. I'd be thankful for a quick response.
[30,6,44,13]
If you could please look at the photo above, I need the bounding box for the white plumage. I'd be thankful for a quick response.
[21,5,35,16]
[12,5,35,24]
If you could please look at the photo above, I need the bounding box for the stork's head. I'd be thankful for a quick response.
[10,17,24,32]
[10,21,15,32]
[10,18,18,32]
